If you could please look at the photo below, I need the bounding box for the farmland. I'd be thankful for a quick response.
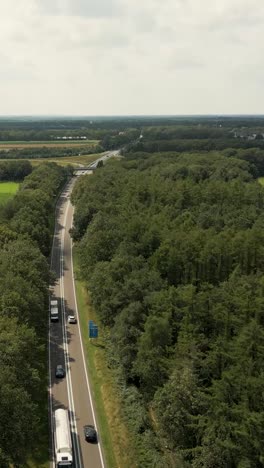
[0,139,102,161]
[30,153,102,166]
[0,153,102,168]
[0,181,19,204]
[0,140,99,149]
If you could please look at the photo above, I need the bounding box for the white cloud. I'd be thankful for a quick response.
[36,0,121,17]
[0,0,263,114]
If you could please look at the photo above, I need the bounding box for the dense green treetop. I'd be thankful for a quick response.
[0,162,69,465]
[0,160,32,180]
[71,148,264,467]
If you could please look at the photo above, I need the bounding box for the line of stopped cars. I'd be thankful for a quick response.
[51,298,98,444]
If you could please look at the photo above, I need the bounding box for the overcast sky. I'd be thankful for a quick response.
[0,0,263,115]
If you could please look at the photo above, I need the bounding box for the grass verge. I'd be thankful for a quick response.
[73,254,137,468]
[0,153,103,167]
[30,153,102,167]
[0,181,19,204]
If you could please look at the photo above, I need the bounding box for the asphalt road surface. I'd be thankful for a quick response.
[49,175,105,468]
[88,150,120,169]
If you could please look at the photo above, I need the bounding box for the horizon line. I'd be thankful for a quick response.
[0,113,264,119]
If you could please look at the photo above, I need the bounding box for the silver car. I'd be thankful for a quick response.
[68,315,77,324]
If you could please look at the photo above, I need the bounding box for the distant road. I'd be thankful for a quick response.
[88,149,120,169]
[75,149,120,174]
[48,154,116,466]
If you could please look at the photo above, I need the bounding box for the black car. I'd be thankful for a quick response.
[84,425,97,443]
[55,364,65,378]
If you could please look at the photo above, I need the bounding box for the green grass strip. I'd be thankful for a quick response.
[73,253,137,468]
[0,181,19,204]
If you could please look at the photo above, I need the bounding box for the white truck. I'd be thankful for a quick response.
[50,299,59,322]
[54,409,73,467]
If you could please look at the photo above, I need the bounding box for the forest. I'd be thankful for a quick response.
[0,162,71,466]
[71,144,264,467]
[2,116,264,158]
[0,160,32,180]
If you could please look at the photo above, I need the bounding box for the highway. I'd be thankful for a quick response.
[88,150,120,169]
[74,150,120,175]
[49,151,116,467]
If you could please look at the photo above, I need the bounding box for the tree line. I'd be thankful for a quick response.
[0,160,32,180]
[71,149,264,467]
[126,137,264,154]
[0,162,71,466]
[0,144,103,160]
[1,115,264,132]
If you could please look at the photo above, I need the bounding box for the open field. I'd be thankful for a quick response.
[0,181,19,204]
[74,255,137,468]
[31,153,102,166]
[0,140,99,149]
[0,153,101,167]
[32,151,120,167]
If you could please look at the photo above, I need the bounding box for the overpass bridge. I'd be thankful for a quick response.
[73,167,94,176]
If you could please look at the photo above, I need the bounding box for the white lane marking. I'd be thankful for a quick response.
[49,181,82,468]
[49,186,72,467]
[70,205,106,468]
[60,198,82,468]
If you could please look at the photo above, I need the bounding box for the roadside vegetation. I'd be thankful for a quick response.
[74,257,138,468]
[0,162,72,467]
